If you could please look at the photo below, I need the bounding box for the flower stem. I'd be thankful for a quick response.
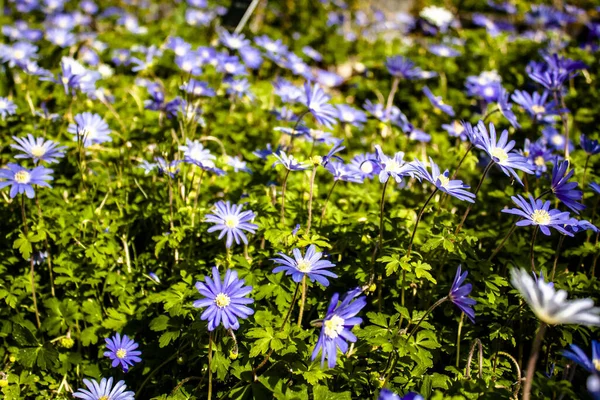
[581,155,591,187]
[21,196,41,328]
[306,166,317,235]
[288,110,309,152]
[451,143,474,180]
[406,189,438,258]
[367,180,389,291]
[208,331,213,400]
[319,180,338,227]
[551,235,565,280]
[522,322,547,400]
[455,160,494,235]
[35,197,55,297]
[455,312,464,368]
[554,90,570,159]
[280,169,291,224]
[385,77,400,116]
[191,169,205,228]
[530,226,539,274]
[168,176,175,231]
[297,275,307,328]
[488,223,517,262]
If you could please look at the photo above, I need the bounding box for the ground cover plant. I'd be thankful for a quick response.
[0,0,600,399]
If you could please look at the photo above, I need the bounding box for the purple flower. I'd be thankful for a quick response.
[501,194,577,236]
[379,389,424,400]
[0,97,17,119]
[325,162,364,183]
[410,158,475,202]
[496,88,520,128]
[581,134,600,155]
[11,134,66,164]
[385,56,422,79]
[511,90,561,123]
[374,145,413,184]
[562,340,600,373]
[205,201,258,248]
[449,265,476,323]
[73,377,134,400]
[273,151,309,171]
[193,267,254,331]
[104,333,142,372]
[422,86,455,117]
[551,159,584,214]
[311,289,366,368]
[179,139,216,169]
[0,163,53,198]
[272,245,338,287]
[68,112,111,147]
[304,82,337,128]
[428,44,461,57]
[348,153,381,180]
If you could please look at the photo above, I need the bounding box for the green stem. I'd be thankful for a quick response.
[581,155,590,187]
[319,180,338,227]
[406,189,438,258]
[21,196,40,328]
[550,235,565,281]
[451,143,473,180]
[288,110,309,152]
[488,223,517,262]
[306,166,317,235]
[455,161,494,235]
[522,323,547,400]
[280,169,291,224]
[208,331,213,400]
[385,77,400,115]
[297,275,307,328]
[456,312,464,368]
[530,226,539,274]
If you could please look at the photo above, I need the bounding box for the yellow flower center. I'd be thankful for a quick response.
[98,397,109,400]
[14,170,31,184]
[594,359,600,371]
[225,216,238,228]
[551,135,562,146]
[215,293,231,308]
[324,315,345,339]
[491,147,508,164]
[531,209,551,225]
[31,145,46,158]
[297,259,312,273]
[534,156,545,166]
[14,49,25,60]
[385,160,402,173]
[438,174,450,188]
[453,120,464,134]
[531,105,546,114]
[116,348,127,359]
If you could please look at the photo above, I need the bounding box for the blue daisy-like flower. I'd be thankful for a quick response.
[496,88,520,129]
[501,194,577,236]
[551,159,584,214]
[511,90,560,123]
[73,377,134,400]
[325,162,364,183]
[591,182,600,195]
[11,134,66,164]
[449,265,476,323]
[193,267,254,331]
[272,245,338,287]
[428,44,461,57]
[562,340,600,373]
[0,97,17,119]
[104,333,142,372]
[68,112,111,147]
[272,151,309,171]
[304,82,338,128]
[205,201,258,248]
[0,163,53,198]
[348,153,380,181]
[385,56,422,79]
[218,30,249,50]
[336,104,367,128]
[422,86,455,117]
[474,121,533,185]
[311,288,366,368]
[374,145,414,184]
[410,158,475,203]
[179,139,216,170]
[581,134,600,155]
[379,388,424,400]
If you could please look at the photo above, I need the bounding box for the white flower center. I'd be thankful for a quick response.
[31,145,46,158]
[14,49,25,60]
[182,61,192,71]
[14,170,31,184]
[324,315,345,338]
[531,209,551,225]
[385,160,402,173]
[453,121,465,134]
[484,86,495,97]
[116,348,127,359]
[531,105,546,114]
[551,134,563,146]
[360,161,374,174]
[438,174,450,188]
[491,147,508,163]
[215,293,231,308]
[225,63,236,74]
[296,259,312,273]
[225,216,238,228]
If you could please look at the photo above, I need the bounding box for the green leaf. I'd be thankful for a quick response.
[150,315,170,331]
[313,385,352,400]
[13,233,32,260]
[159,330,180,348]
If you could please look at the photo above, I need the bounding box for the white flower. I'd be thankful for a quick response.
[510,268,600,326]
[420,6,454,28]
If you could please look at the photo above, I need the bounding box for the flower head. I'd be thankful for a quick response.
[311,289,366,368]
[449,265,476,322]
[73,377,134,400]
[104,333,142,372]
[474,121,533,185]
[193,267,254,331]
[502,194,577,236]
[304,82,337,128]
[511,90,560,123]
[348,153,381,180]
[336,104,367,128]
[272,151,309,171]
[0,163,53,198]
[374,145,413,184]
[422,86,455,117]
[510,268,600,325]
[581,134,600,155]
[496,88,520,128]
[551,159,584,214]
[68,112,111,147]
[378,389,424,400]
[562,340,600,374]
[179,139,216,170]
[410,158,475,202]
[205,201,257,248]
[272,245,338,287]
[11,135,66,164]
[385,56,422,79]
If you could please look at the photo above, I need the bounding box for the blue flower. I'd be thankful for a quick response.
[581,134,600,155]
[155,157,181,178]
[304,82,337,128]
[410,158,475,202]
[193,267,254,331]
[348,153,381,180]
[226,156,251,173]
[591,182,600,195]
[175,52,202,76]
[336,104,367,128]
[442,120,468,141]
[511,90,560,123]
[166,36,192,57]
[551,159,584,214]
[325,162,364,183]
[73,377,134,400]
[45,28,76,47]
[428,44,461,57]
[205,201,258,248]
[501,195,577,236]
[179,139,216,170]
[181,79,215,97]
[385,56,422,79]
[378,388,424,400]
[449,265,476,323]
[465,71,502,103]
[422,86,455,117]
[311,289,366,368]
[272,245,338,287]
[104,333,142,372]
[496,88,520,128]
[239,46,263,70]
[474,121,533,185]
[226,78,253,99]
[11,135,66,164]
[0,97,17,119]
[254,35,287,54]
[542,125,573,152]
[374,145,413,184]
[217,54,247,76]
[364,100,412,131]
[68,112,111,147]
[562,340,600,373]
[0,163,53,198]
[273,151,309,171]
[302,46,323,61]
[520,139,553,177]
